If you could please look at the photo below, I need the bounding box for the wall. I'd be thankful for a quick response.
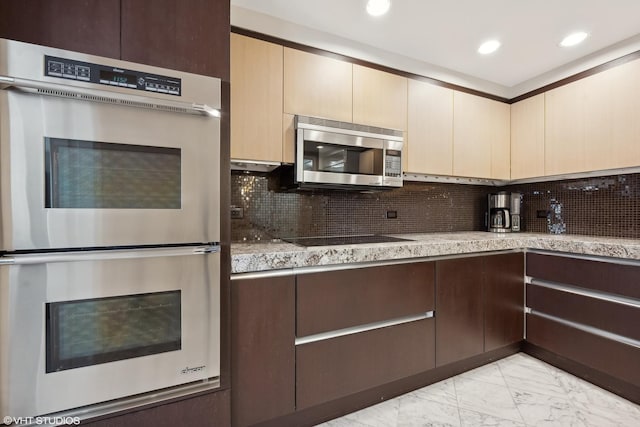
[231,172,640,241]
[231,173,492,241]
[505,173,639,238]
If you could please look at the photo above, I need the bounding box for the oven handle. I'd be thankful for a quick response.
[0,75,220,117]
[0,245,220,265]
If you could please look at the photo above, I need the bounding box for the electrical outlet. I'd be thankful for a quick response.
[386,210,398,219]
[231,206,244,219]
[536,210,549,218]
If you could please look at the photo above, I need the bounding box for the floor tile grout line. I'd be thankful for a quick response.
[453,361,525,425]
[451,377,463,427]
[496,358,529,426]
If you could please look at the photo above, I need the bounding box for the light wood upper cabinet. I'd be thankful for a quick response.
[284,48,352,122]
[584,59,640,171]
[546,58,640,175]
[545,77,588,175]
[230,33,283,162]
[453,92,510,179]
[511,94,545,179]
[406,80,454,175]
[353,65,408,130]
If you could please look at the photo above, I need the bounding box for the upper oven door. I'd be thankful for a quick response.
[0,85,220,250]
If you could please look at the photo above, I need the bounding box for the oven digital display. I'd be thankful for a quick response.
[100,70,137,86]
[44,55,182,95]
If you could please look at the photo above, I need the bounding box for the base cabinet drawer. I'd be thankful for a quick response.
[527,284,640,341]
[527,253,640,299]
[296,318,435,409]
[526,313,640,386]
[297,262,434,336]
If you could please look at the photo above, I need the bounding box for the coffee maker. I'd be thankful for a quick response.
[488,192,522,232]
[488,192,510,232]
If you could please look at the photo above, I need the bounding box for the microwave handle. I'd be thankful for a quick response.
[0,245,219,266]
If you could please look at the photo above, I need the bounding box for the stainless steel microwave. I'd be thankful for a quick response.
[295,115,404,189]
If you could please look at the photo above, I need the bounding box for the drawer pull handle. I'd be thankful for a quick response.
[295,311,434,346]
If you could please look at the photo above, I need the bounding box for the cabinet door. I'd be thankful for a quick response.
[121,0,229,78]
[231,275,295,427]
[584,59,640,171]
[435,257,484,366]
[545,80,586,175]
[407,80,454,175]
[284,48,352,122]
[453,92,510,179]
[511,94,545,179]
[484,253,524,351]
[353,65,408,130]
[0,1,120,59]
[230,34,283,162]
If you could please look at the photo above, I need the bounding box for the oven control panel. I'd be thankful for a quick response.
[44,55,182,96]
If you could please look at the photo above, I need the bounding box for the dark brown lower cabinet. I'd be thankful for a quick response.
[436,253,524,366]
[435,256,484,366]
[231,254,525,426]
[484,253,525,351]
[525,252,640,403]
[231,275,295,427]
[297,262,435,336]
[527,314,640,386]
[296,318,435,410]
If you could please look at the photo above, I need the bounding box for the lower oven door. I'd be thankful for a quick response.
[0,82,220,251]
[0,245,220,418]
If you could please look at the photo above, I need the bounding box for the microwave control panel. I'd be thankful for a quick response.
[385,149,402,177]
[44,55,182,96]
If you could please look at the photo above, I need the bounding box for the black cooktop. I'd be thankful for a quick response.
[284,235,412,247]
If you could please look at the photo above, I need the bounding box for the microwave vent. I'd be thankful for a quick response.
[296,115,403,138]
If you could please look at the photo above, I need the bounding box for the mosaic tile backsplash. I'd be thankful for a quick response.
[504,174,639,238]
[231,171,639,242]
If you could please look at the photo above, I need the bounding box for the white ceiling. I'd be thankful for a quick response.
[230,0,640,98]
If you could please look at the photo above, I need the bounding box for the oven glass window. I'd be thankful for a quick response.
[46,291,181,373]
[45,138,181,209]
[303,141,383,175]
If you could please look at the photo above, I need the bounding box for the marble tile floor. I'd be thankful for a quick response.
[315,353,640,427]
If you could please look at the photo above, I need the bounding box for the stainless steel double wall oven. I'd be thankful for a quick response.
[0,39,221,419]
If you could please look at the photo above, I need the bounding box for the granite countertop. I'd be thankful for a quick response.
[231,232,640,274]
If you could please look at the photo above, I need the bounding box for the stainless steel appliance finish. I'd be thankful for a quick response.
[295,115,404,189]
[488,192,511,233]
[0,246,220,418]
[488,192,522,232]
[0,38,221,250]
[0,39,222,420]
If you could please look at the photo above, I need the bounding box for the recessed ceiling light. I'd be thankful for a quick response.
[560,31,588,47]
[478,40,501,55]
[366,0,391,17]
